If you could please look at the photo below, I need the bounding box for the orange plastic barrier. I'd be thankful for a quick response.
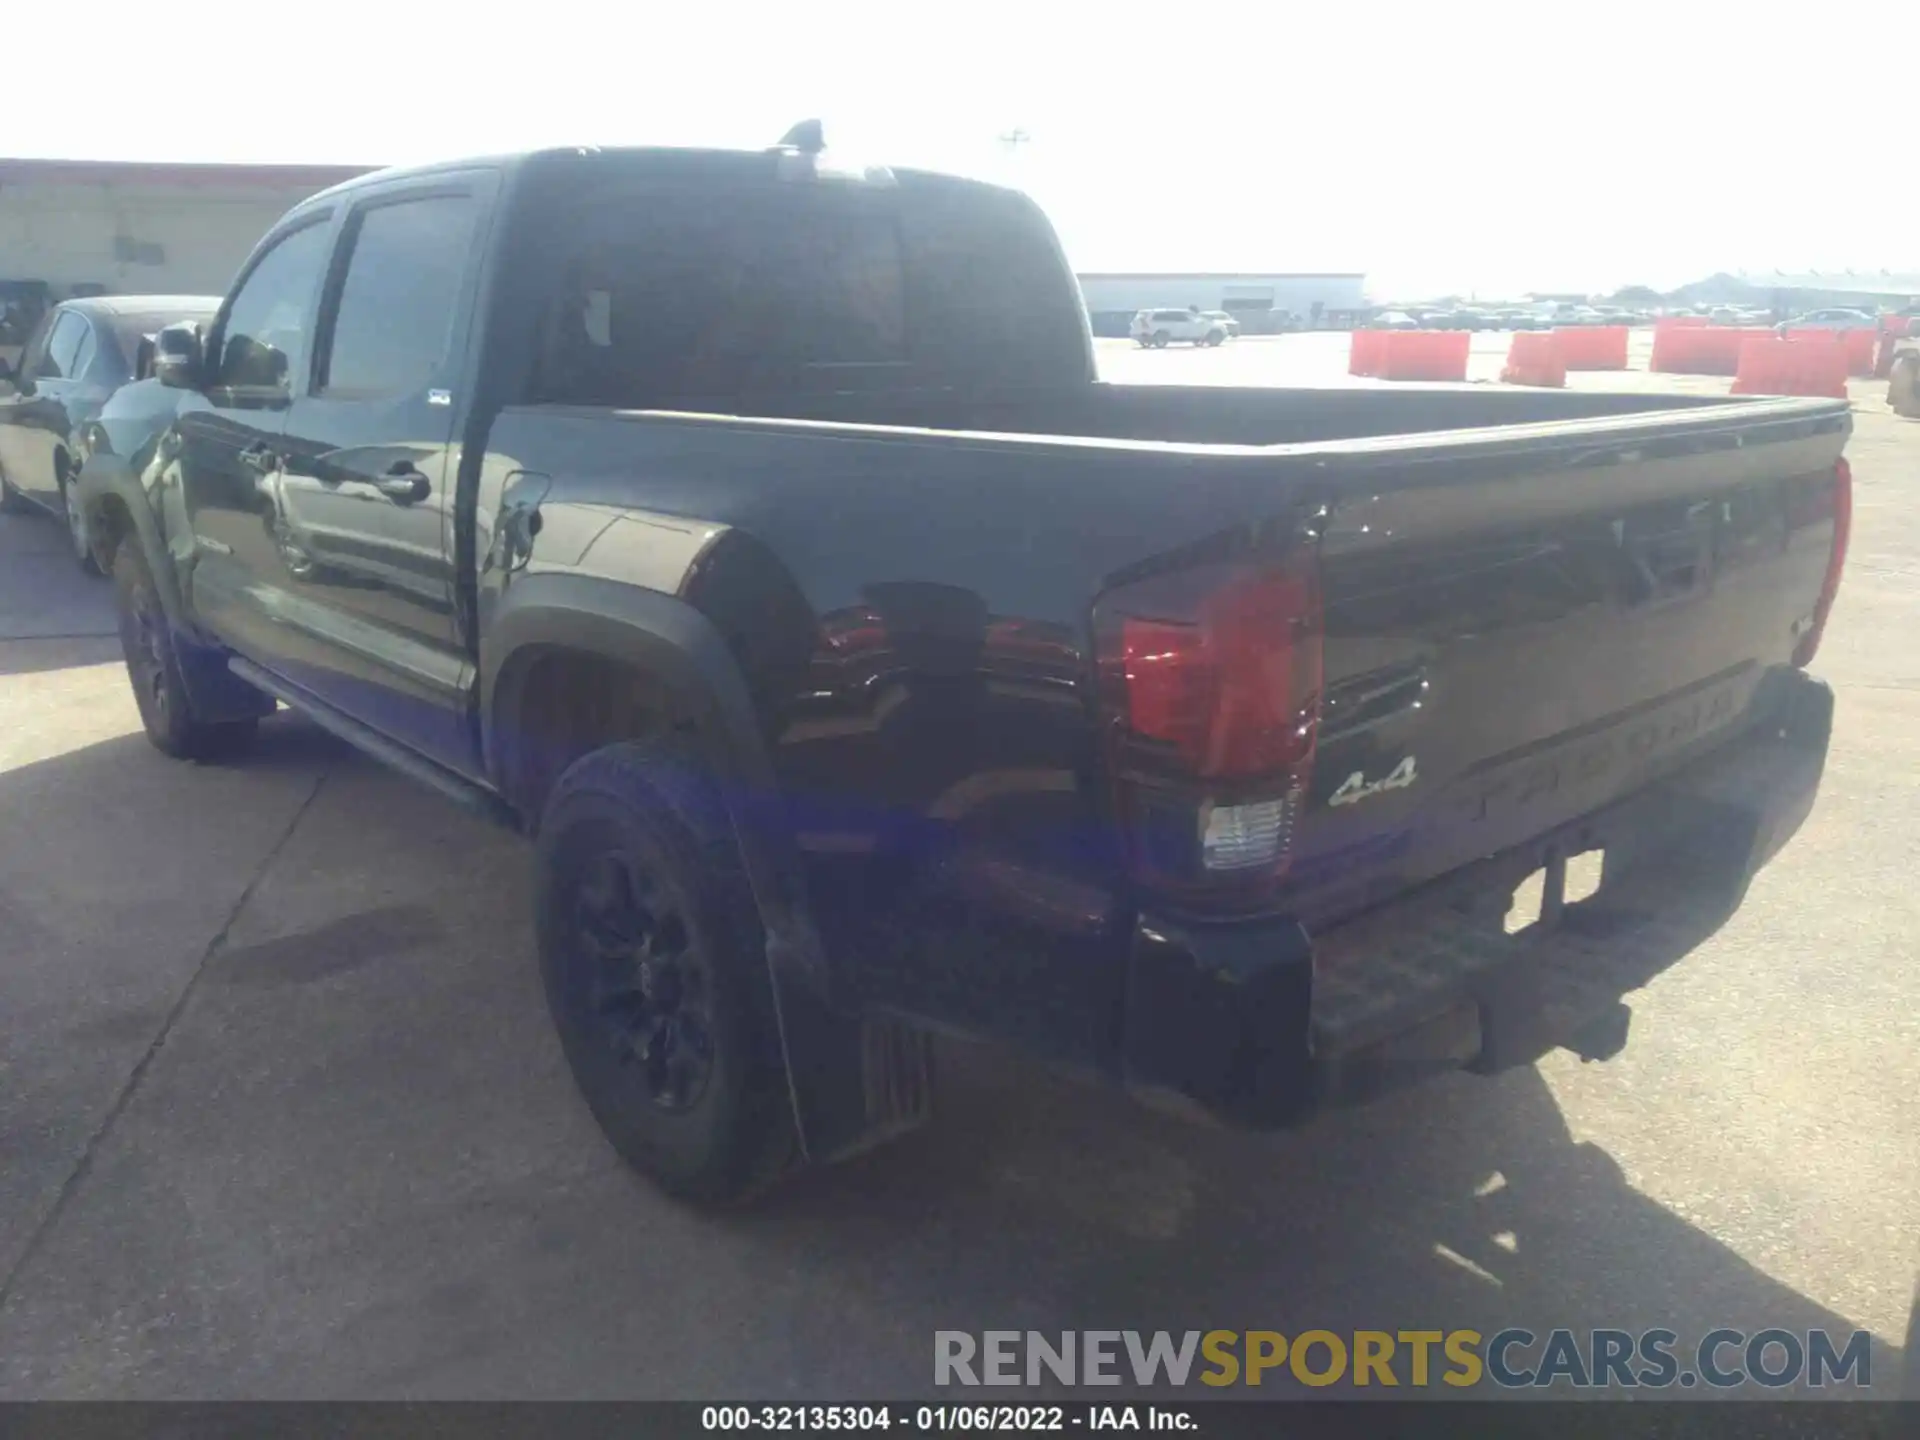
[1731,337,1849,399]
[1781,328,1889,378]
[1501,331,1566,387]
[1781,327,1878,378]
[1374,330,1470,382]
[1844,328,1876,377]
[1552,325,1628,370]
[1649,326,1774,376]
[1349,329,1388,377]
[1884,317,1913,338]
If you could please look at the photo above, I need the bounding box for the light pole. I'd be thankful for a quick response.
[996,127,1031,187]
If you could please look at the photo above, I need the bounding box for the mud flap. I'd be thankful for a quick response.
[1122,911,1316,1129]
[762,945,934,1165]
[699,761,933,1165]
[484,577,928,1167]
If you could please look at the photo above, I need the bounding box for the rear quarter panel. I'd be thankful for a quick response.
[477,407,1319,1069]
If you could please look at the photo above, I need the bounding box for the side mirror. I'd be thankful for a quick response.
[153,322,204,390]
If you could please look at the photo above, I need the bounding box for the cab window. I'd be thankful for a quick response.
[214,219,333,397]
[37,311,88,379]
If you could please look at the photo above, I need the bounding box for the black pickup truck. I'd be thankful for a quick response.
[77,134,1851,1202]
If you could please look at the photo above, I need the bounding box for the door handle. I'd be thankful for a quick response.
[239,443,279,474]
[375,463,431,504]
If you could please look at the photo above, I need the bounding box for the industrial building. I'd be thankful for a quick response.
[1076,272,1369,336]
[0,158,372,359]
[1669,271,1920,315]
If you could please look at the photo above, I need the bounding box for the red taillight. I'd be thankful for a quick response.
[1793,457,1851,669]
[1096,554,1324,899]
[1116,568,1320,777]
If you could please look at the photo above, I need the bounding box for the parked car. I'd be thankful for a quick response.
[1778,308,1879,333]
[1131,308,1228,347]
[0,294,218,572]
[0,282,53,374]
[1371,310,1421,330]
[1888,332,1920,418]
[82,138,1849,1204]
[72,368,213,517]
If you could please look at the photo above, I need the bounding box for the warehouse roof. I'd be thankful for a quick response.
[1077,271,1365,281]
[1738,271,1920,295]
[0,158,377,190]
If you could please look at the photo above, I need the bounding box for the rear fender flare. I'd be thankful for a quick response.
[482,574,872,1163]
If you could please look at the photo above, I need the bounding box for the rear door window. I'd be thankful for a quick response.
[318,194,477,398]
[38,311,87,379]
[69,321,98,382]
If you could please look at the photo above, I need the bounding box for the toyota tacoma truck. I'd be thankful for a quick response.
[78,130,1851,1203]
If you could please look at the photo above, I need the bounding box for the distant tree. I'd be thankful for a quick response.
[1611,285,1663,304]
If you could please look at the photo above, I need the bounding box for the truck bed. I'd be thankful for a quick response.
[482,383,1847,1094]
[763,377,1731,447]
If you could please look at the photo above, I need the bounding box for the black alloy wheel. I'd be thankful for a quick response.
[535,742,795,1202]
[567,844,716,1111]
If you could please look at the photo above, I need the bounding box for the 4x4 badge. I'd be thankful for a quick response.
[1329,756,1418,807]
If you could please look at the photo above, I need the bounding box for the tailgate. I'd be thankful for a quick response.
[1283,399,1850,929]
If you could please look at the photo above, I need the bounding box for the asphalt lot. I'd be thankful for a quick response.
[1,335,1915,1401]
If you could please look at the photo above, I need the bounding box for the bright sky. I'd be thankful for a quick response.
[17,0,1914,299]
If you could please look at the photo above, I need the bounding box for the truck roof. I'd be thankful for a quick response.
[297,145,1017,210]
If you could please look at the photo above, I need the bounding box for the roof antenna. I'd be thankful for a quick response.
[775,119,826,156]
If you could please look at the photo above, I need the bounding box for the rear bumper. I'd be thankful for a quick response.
[1120,668,1833,1129]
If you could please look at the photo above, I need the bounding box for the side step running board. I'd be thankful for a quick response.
[227,657,519,830]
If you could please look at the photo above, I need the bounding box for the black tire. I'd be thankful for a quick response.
[1205,330,1225,347]
[112,545,257,761]
[1151,330,1170,349]
[60,480,102,576]
[535,741,796,1203]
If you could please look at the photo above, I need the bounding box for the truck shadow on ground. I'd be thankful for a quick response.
[0,719,1904,1407]
[760,1050,1907,1400]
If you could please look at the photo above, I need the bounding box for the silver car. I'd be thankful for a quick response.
[1778,307,1878,333]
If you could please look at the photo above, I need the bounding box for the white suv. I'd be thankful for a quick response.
[1131,308,1229,348]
